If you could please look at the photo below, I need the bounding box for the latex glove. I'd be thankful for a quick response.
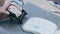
[0,8,9,20]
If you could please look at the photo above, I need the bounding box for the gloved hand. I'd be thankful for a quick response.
[0,0,12,20]
[0,8,9,20]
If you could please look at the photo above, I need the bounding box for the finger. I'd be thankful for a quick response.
[0,14,8,20]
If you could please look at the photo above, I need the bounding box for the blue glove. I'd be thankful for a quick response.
[54,2,60,5]
[12,0,24,7]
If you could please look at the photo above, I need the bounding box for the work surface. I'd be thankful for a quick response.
[0,2,60,34]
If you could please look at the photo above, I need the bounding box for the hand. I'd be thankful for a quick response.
[0,8,9,20]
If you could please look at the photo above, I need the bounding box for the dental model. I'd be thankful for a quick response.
[7,1,27,24]
[8,2,22,17]
[22,17,57,34]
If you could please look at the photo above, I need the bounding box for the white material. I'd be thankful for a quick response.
[29,0,59,12]
[22,17,57,34]
[28,0,60,16]
[55,30,60,34]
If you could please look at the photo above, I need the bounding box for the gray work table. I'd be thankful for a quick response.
[0,2,60,34]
